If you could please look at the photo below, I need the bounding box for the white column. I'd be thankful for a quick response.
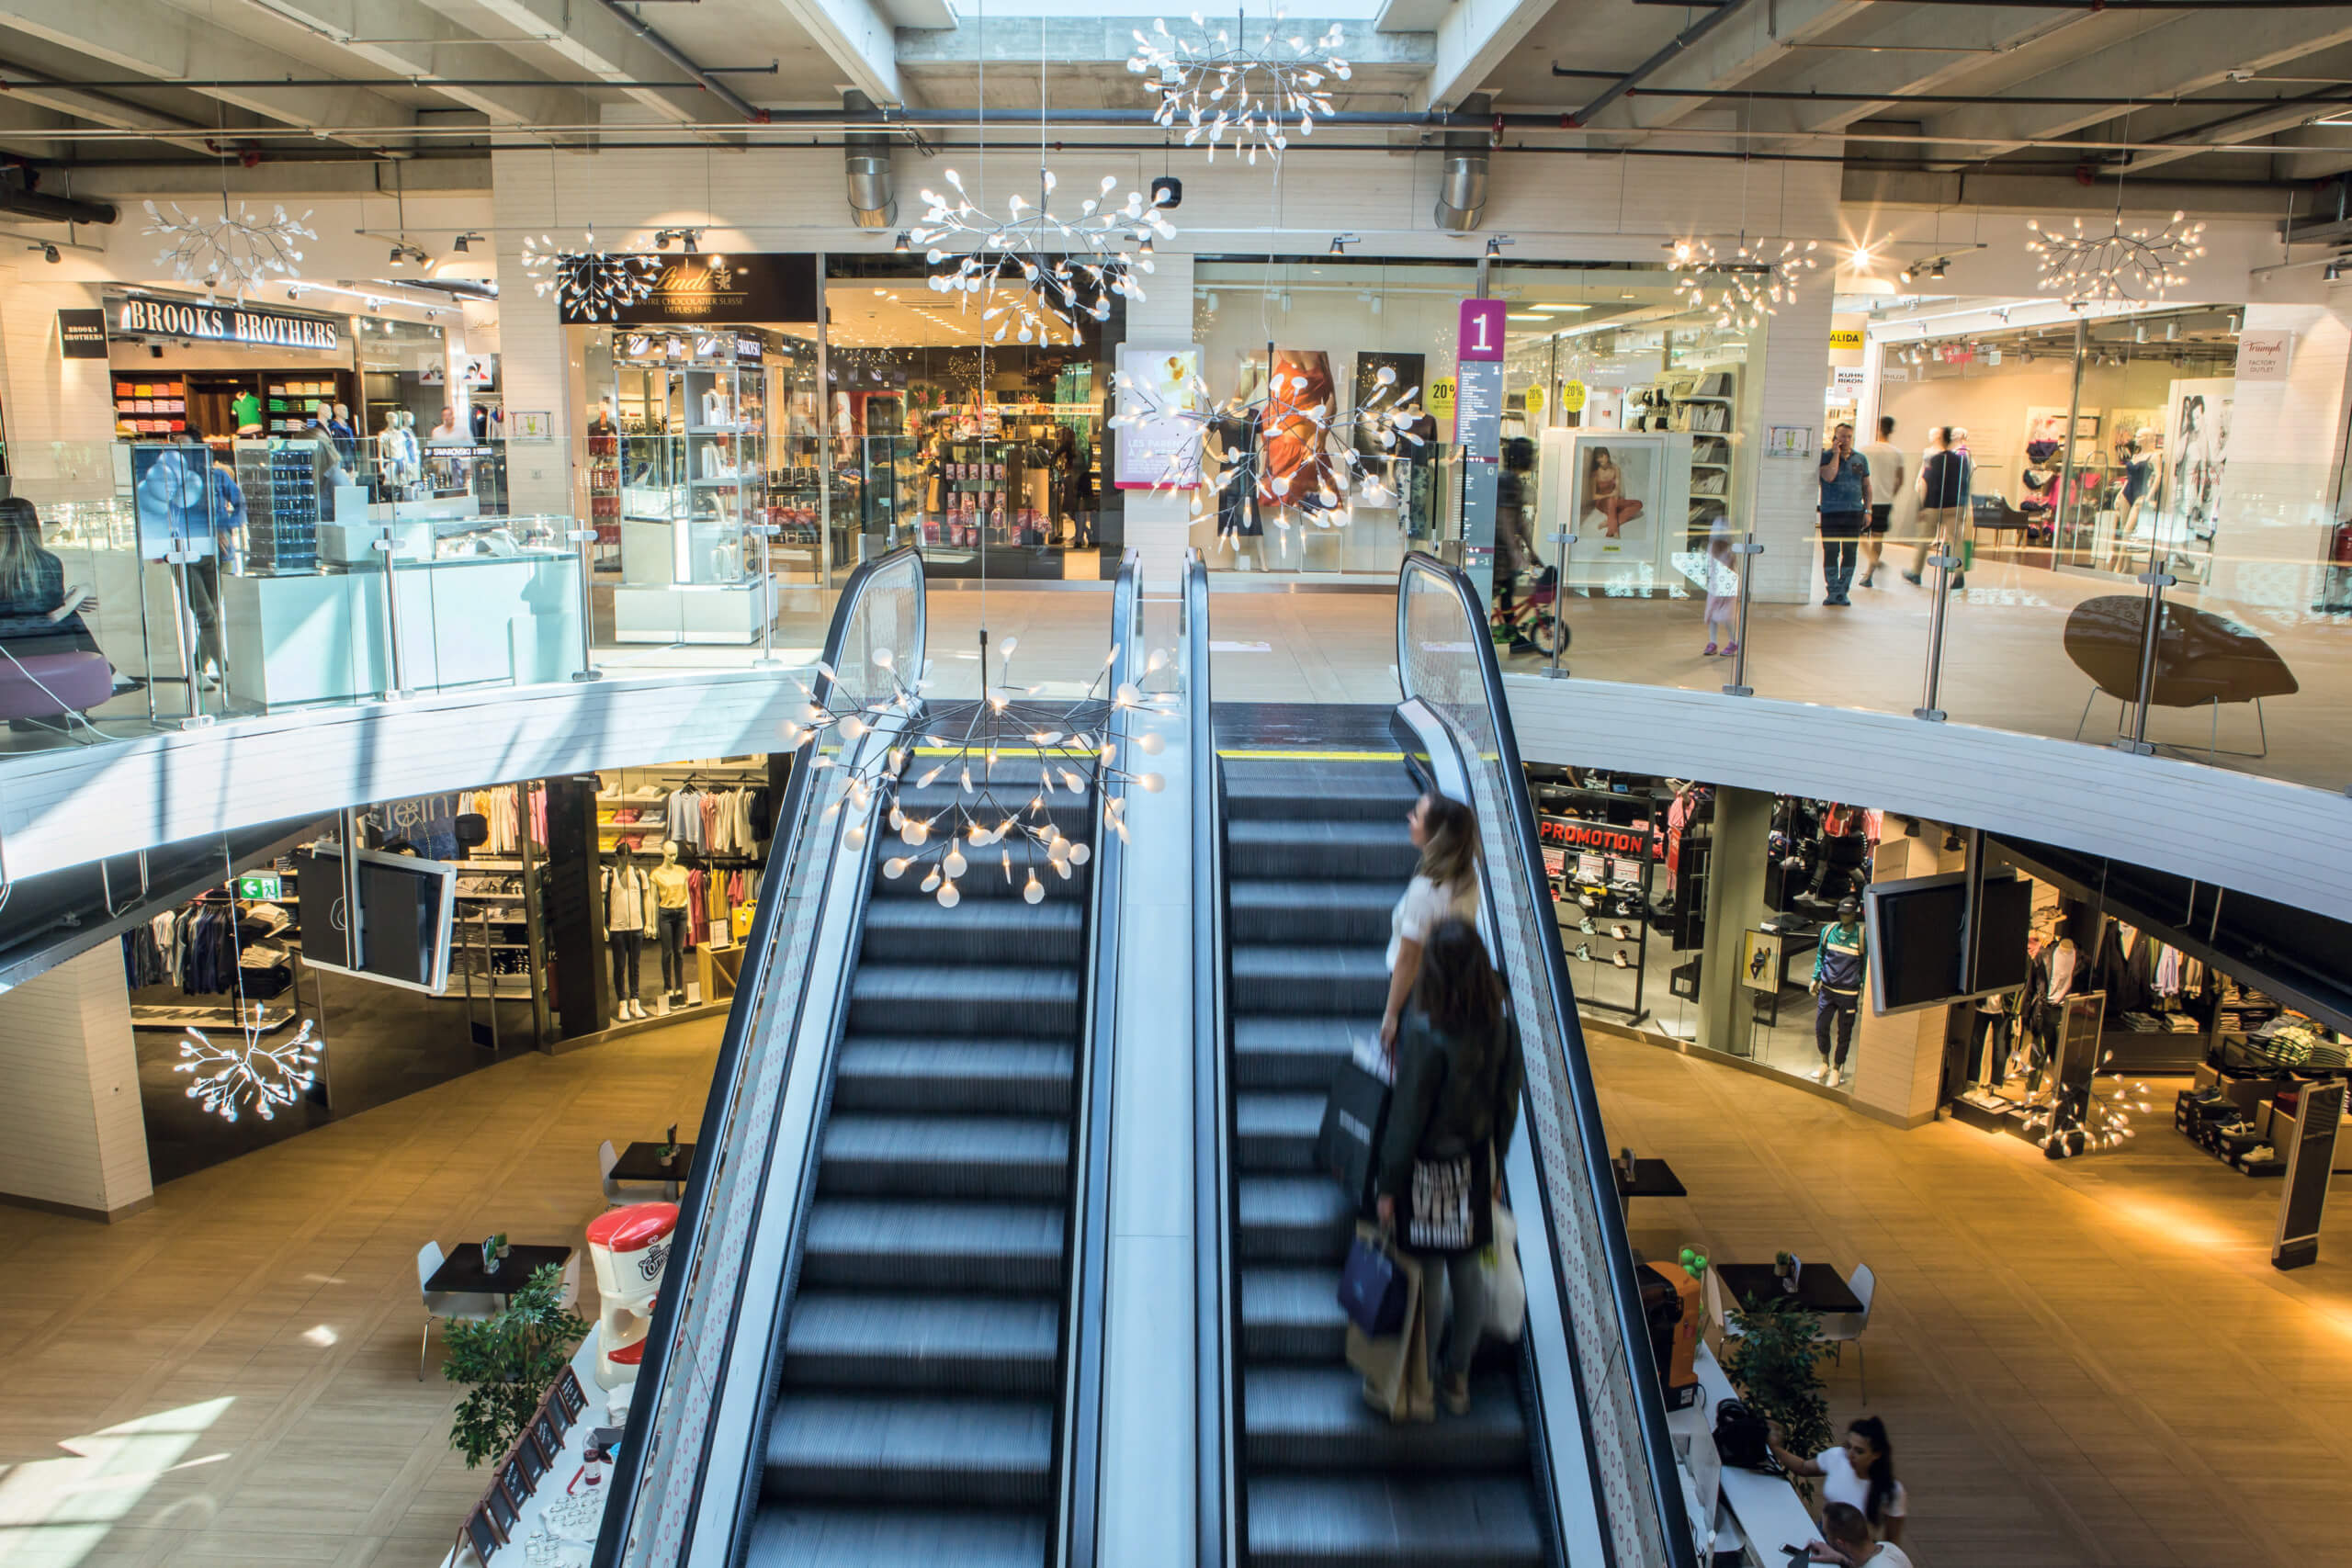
[491,147,575,516]
[0,267,117,505]
[1747,281,1838,604]
[2207,299,2352,609]
[1119,252,1197,584]
[0,945,154,1221]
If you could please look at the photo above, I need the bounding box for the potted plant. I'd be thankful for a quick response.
[1724,1296,1833,1495]
[481,1232,509,1277]
[1772,1249,1801,1293]
[443,1263,590,1467]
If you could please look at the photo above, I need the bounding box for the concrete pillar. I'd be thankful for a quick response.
[0,945,153,1221]
[1849,825,1964,1128]
[1114,251,1196,585]
[1747,277,1838,605]
[1696,785,1773,1057]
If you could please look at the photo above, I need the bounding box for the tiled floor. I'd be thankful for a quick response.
[1591,1028,2352,1567]
[7,1003,2344,1566]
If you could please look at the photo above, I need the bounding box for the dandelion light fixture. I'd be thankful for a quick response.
[176,1009,321,1122]
[910,169,1176,345]
[143,200,315,304]
[2024,210,2206,305]
[519,228,661,321]
[1126,12,1351,164]
[1666,236,1819,331]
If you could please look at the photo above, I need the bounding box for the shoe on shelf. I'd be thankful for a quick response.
[1702,641,1719,657]
[1611,951,1631,969]
[1572,943,1594,963]
[1577,918,1598,934]
[1611,923,1634,941]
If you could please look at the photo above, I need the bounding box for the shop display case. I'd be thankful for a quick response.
[233,437,325,576]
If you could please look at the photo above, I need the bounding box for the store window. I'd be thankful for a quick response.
[823,254,1120,582]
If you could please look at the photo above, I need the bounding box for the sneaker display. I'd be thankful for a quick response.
[1611,950,1630,969]
[1611,923,1634,941]
[1572,943,1594,963]
[1577,917,1597,935]
[2242,1145,2278,1165]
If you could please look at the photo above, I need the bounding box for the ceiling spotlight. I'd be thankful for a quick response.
[36,243,60,264]
[1139,232,1155,255]
[2165,320,2179,340]
[2135,323,2148,343]
[390,245,404,265]
[452,231,484,254]
[2326,257,2346,282]
[1150,175,1182,209]
[1485,234,1515,258]
[2227,312,2242,333]
[1329,233,1360,255]
[894,231,910,254]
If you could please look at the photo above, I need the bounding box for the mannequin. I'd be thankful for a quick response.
[603,846,656,1020]
[325,401,359,468]
[650,839,693,1006]
[1808,896,1867,1086]
[379,410,423,496]
[2023,933,2080,1096]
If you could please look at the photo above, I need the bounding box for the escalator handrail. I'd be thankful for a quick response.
[1185,551,1238,1568]
[594,547,927,1568]
[1058,550,1142,1568]
[1392,550,1697,1568]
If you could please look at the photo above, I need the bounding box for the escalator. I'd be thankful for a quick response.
[747,773,1090,1563]
[596,549,1136,1568]
[1223,720,1548,1566]
[1191,554,1695,1568]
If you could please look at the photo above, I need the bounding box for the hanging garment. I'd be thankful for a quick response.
[666,788,707,852]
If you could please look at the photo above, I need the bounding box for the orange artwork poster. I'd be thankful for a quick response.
[1259,348,1337,508]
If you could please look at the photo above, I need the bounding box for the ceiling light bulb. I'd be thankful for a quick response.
[390,246,404,265]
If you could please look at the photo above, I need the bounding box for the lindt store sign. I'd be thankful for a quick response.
[108,296,343,351]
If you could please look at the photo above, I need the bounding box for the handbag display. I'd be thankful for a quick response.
[1314,1039,1392,1213]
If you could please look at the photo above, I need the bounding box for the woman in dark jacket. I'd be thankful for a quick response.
[1374,917,1525,1415]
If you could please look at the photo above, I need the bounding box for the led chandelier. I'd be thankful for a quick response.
[2024,211,2207,305]
[520,228,661,321]
[1666,236,1819,332]
[1126,12,1350,164]
[911,170,1177,344]
[143,200,316,304]
[176,1010,321,1123]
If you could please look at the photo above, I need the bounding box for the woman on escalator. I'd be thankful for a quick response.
[1379,792,1480,1056]
[1376,917,1524,1416]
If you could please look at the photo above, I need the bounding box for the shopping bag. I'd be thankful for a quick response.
[1315,1041,1392,1213]
[1338,1227,1408,1337]
[1343,1224,1433,1421]
[1485,1201,1526,1344]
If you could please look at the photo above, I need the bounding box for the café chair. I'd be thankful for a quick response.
[1820,1261,1876,1404]
[557,1252,582,1314]
[417,1240,499,1381]
[600,1139,668,1207]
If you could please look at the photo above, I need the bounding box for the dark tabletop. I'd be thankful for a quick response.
[1715,1261,1863,1315]
[1611,1157,1686,1200]
[613,1141,696,1184]
[426,1242,574,1296]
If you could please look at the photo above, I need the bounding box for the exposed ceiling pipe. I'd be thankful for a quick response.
[1546,68,2352,113]
[1432,93,1492,233]
[842,89,895,228]
[0,164,118,225]
[1569,0,1760,130]
[585,0,767,123]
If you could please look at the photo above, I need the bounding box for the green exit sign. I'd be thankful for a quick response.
[236,872,283,901]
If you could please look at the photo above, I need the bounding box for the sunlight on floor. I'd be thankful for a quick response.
[0,1397,233,1568]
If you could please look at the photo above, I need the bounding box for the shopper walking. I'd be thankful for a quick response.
[1374,917,1523,1417]
[1905,424,1973,591]
[1856,416,1905,589]
[1775,1416,1908,1548]
[1380,792,1480,1055]
[1810,896,1867,1083]
[1816,423,1871,606]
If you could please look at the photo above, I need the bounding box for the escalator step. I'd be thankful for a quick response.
[833,1038,1075,1115]
[785,1292,1060,1395]
[849,964,1080,1039]
[1231,880,1397,945]
[1238,1175,1355,1262]
[860,898,1085,964]
[820,1116,1070,1200]
[1234,1017,1360,1091]
[1237,1092,1327,1172]
[1240,1265,1350,1361]
[802,1200,1067,1292]
[1244,1473,1546,1568]
[1224,766,1419,823]
[748,1505,1047,1568]
[1227,819,1419,882]
[764,1393,1054,1506]
[1233,947,1392,1016]
[1242,1367,1526,1471]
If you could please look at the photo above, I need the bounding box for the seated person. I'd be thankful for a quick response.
[0,497,102,659]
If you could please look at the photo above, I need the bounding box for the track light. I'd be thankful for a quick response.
[2327,258,2346,282]
[36,243,60,264]
[894,231,910,254]
[2136,323,2148,343]
[390,245,404,265]
[2227,312,2242,333]
[1150,175,1182,209]
[1139,232,1154,255]
[452,231,484,254]
[1485,234,1514,258]
[1329,232,1360,255]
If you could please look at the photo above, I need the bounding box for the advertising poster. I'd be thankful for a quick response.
[1577,439,1654,543]
[1351,351,1424,454]
[130,442,219,562]
[2157,378,2233,554]
[1114,344,1205,489]
[1261,347,1337,509]
[1741,929,1784,994]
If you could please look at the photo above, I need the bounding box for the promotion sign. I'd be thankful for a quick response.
[1427,378,1457,419]
[1114,344,1206,490]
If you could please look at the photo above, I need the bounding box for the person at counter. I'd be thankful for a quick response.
[427,407,468,446]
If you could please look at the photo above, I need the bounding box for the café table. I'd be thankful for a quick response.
[612,1141,695,1200]
[426,1242,576,1301]
[1610,1156,1685,1224]
[1713,1259,1864,1315]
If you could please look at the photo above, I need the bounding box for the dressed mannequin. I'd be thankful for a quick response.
[379,410,423,496]
[603,846,657,1020]
[650,839,694,1007]
[326,401,360,468]
[2022,934,2080,1095]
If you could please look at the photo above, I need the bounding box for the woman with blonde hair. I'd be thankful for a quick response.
[1380,792,1480,1054]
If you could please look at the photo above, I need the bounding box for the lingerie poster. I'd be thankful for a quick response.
[1261,347,1337,509]
[2157,378,2232,559]
[1351,351,1425,456]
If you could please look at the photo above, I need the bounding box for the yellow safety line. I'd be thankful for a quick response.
[1216,749,1407,761]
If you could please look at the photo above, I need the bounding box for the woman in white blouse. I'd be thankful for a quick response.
[1380,792,1481,1055]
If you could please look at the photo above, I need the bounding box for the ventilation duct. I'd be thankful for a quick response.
[843,91,896,230]
[1431,95,1490,235]
[0,164,116,227]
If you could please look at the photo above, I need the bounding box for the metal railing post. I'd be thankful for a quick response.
[1724,533,1761,697]
[2119,558,2173,755]
[1544,522,1575,680]
[752,523,784,670]
[567,525,603,681]
[372,525,411,701]
[1916,542,1956,720]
